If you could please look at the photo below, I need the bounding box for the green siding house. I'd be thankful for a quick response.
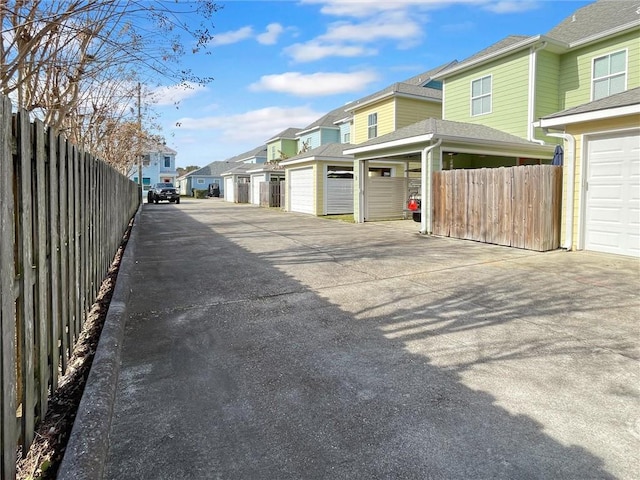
[266,127,302,162]
[347,0,639,257]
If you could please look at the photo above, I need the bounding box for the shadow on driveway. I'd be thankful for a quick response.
[103,201,638,479]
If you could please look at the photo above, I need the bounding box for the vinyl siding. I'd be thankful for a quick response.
[535,50,562,144]
[395,97,442,130]
[443,49,531,139]
[320,128,340,145]
[559,30,640,110]
[280,139,298,159]
[535,50,561,119]
[560,114,640,250]
[339,122,352,143]
[353,100,395,144]
[298,131,321,152]
[267,139,299,161]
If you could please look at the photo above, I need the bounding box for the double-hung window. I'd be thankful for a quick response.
[164,156,171,168]
[471,75,492,116]
[368,113,378,139]
[592,50,626,100]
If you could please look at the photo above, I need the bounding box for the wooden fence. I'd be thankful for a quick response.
[234,182,249,203]
[432,165,562,251]
[259,181,284,208]
[0,96,140,479]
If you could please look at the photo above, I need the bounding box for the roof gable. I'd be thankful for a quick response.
[281,142,354,164]
[227,145,267,163]
[297,105,350,135]
[347,118,549,151]
[185,161,234,177]
[266,127,303,143]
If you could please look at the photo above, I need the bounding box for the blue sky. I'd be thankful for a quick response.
[150,0,592,168]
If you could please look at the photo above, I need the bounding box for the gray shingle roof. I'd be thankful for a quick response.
[298,105,349,132]
[186,161,233,177]
[542,87,640,119]
[221,162,257,176]
[266,127,303,143]
[346,84,442,112]
[226,145,267,163]
[546,0,640,45]
[350,118,546,149]
[400,61,459,86]
[282,143,354,163]
[345,62,456,111]
[435,35,534,77]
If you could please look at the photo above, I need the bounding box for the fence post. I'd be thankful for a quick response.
[0,93,17,480]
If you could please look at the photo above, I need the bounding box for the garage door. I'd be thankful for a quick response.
[224,177,234,203]
[584,130,640,257]
[327,178,353,214]
[290,168,314,214]
[251,175,262,205]
[366,177,407,221]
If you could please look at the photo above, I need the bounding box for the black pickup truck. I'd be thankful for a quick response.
[147,183,180,204]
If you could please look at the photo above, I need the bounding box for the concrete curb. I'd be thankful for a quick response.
[57,206,141,480]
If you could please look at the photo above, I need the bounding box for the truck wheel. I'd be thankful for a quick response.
[176,198,180,204]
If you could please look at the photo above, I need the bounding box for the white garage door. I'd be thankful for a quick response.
[251,175,262,205]
[585,130,640,257]
[224,177,234,203]
[290,168,314,214]
[327,178,353,214]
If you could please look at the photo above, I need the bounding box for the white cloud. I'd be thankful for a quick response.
[210,26,254,46]
[300,0,540,17]
[483,1,538,13]
[285,41,377,62]
[257,23,285,45]
[320,12,423,45]
[249,71,378,97]
[175,106,323,143]
[150,83,207,106]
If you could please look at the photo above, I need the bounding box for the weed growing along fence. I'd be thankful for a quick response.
[0,95,140,479]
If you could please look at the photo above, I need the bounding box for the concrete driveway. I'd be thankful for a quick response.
[93,199,638,479]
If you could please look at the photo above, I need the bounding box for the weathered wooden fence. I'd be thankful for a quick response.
[234,182,249,203]
[259,181,284,208]
[0,96,140,479]
[432,165,562,251]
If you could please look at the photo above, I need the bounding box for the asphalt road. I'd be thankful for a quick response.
[102,198,639,480]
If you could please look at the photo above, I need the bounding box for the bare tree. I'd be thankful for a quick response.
[1,0,220,167]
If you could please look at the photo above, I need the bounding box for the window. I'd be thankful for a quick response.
[142,154,151,166]
[197,178,205,184]
[164,156,171,168]
[343,132,350,143]
[471,75,492,116]
[593,50,626,100]
[271,146,276,159]
[368,113,377,139]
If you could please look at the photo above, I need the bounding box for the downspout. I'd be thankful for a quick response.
[528,42,547,145]
[420,138,442,235]
[544,130,576,250]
